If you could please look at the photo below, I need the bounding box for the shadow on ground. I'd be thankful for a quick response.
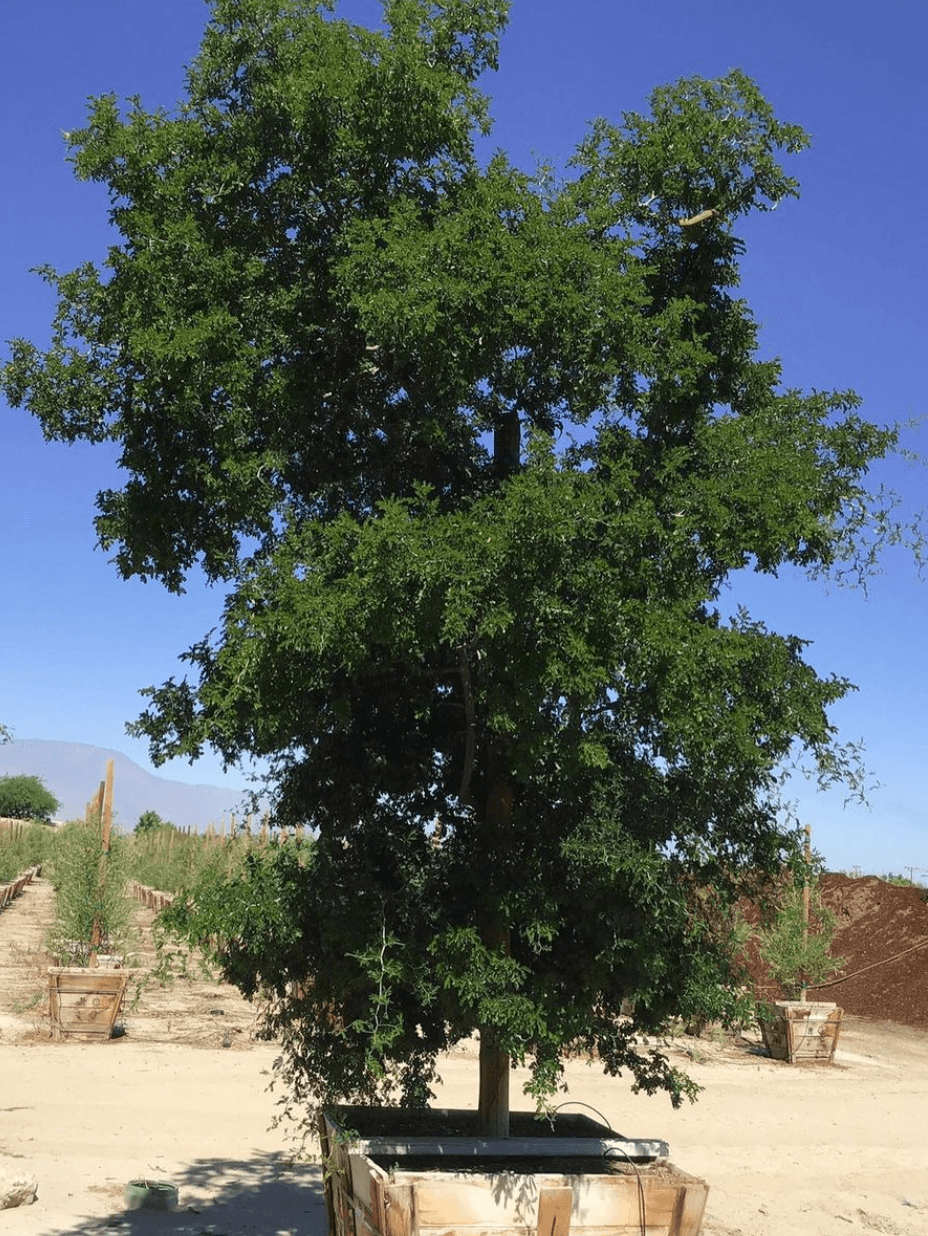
[42,1149,328,1236]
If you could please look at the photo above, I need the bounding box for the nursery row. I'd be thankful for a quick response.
[0,862,42,909]
[0,814,313,966]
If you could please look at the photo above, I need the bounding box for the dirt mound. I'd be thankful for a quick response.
[818,873,928,1027]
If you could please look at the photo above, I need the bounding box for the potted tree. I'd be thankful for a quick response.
[4,1,913,1232]
[756,855,845,1064]
[46,768,133,1040]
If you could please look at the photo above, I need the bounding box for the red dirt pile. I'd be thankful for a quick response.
[816,873,928,1028]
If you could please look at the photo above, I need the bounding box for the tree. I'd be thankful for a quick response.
[758,871,844,1001]
[135,810,172,834]
[1,0,909,1132]
[0,774,60,822]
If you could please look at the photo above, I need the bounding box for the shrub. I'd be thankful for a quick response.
[0,820,54,881]
[47,817,136,965]
[758,877,844,1000]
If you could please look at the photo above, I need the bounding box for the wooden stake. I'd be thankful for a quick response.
[101,760,114,854]
[800,824,812,1003]
[89,761,114,967]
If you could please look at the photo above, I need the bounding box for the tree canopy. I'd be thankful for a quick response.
[0,774,60,823]
[1,0,905,1130]
[134,810,174,834]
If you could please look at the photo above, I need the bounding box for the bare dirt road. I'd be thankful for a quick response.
[1,874,927,1236]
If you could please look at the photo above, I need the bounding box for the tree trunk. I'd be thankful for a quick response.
[478,1025,510,1137]
[477,765,513,1136]
[475,411,520,1137]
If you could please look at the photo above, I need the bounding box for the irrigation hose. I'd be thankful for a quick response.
[807,935,928,990]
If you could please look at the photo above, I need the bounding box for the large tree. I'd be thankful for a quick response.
[0,774,60,823]
[2,0,901,1132]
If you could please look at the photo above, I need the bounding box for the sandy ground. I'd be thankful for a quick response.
[2,876,927,1236]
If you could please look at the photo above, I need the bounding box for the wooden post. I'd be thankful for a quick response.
[382,1185,416,1236]
[800,824,812,1003]
[87,779,105,824]
[89,761,114,967]
[101,760,114,854]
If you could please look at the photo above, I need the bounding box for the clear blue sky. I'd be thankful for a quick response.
[1,1,925,874]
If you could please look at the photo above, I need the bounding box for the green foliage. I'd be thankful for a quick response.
[0,774,60,822]
[1,0,917,1117]
[134,809,172,833]
[46,818,136,965]
[0,722,11,745]
[758,874,844,1000]
[0,821,54,881]
[127,823,251,893]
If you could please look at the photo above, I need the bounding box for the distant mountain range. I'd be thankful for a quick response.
[0,739,257,831]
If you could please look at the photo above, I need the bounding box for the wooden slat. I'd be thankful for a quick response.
[383,1185,417,1236]
[537,1188,572,1236]
[411,1171,692,1230]
[672,1182,710,1236]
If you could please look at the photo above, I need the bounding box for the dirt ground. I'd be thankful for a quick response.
[1,875,927,1236]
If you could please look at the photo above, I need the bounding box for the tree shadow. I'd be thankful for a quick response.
[39,1149,328,1236]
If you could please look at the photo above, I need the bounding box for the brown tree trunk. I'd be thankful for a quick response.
[478,1024,510,1137]
[476,410,521,1137]
[477,764,513,1137]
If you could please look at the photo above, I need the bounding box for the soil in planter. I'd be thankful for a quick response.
[331,1107,623,1140]
[369,1153,690,1180]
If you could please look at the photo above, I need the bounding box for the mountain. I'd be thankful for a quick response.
[0,739,257,830]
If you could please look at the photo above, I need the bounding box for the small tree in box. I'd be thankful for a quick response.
[759,872,844,1002]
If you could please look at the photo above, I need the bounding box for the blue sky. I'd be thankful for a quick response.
[1,1,925,874]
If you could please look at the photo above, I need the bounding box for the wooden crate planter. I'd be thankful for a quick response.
[48,968,129,1041]
[319,1107,708,1236]
[759,1000,843,1064]
[0,865,41,911]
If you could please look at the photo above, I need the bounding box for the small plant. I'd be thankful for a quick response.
[47,816,137,965]
[758,874,844,1001]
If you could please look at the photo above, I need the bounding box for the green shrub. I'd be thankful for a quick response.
[135,810,171,834]
[46,817,136,965]
[0,821,55,881]
[758,877,844,1000]
[0,774,60,822]
[127,824,251,893]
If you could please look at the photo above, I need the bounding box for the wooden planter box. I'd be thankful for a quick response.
[759,1000,843,1064]
[0,865,40,910]
[320,1107,708,1236]
[48,968,129,1041]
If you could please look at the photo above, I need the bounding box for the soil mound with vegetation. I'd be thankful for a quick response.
[747,874,928,1030]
